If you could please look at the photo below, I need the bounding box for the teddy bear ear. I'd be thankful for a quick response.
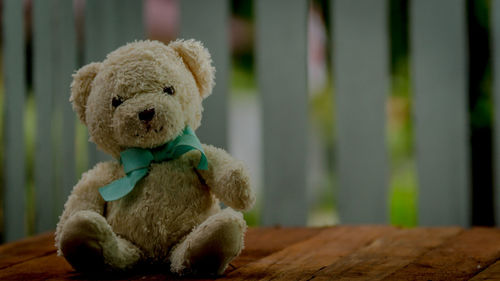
[69,62,101,124]
[169,39,215,98]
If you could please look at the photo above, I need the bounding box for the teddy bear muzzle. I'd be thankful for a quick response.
[112,98,184,148]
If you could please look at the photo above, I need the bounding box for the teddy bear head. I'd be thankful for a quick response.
[70,39,215,158]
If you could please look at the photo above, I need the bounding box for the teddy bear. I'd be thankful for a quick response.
[54,39,255,276]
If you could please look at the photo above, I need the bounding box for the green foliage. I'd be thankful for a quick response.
[387,11,417,226]
[231,0,253,20]
[243,202,260,226]
[389,164,417,227]
[310,83,335,145]
[308,171,337,226]
[231,61,256,93]
[25,94,35,235]
[75,121,88,177]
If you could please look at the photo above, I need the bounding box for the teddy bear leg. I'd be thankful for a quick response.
[59,210,142,273]
[169,208,246,276]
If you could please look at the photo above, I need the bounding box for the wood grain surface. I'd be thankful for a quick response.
[0,226,499,280]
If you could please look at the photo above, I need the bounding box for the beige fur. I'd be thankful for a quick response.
[55,40,255,275]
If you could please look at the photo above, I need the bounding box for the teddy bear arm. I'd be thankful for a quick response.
[198,145,255,211]
[55,161,120,248]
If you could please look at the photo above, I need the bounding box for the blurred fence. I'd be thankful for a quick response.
[2,0,499,242]
[3,0,144,241]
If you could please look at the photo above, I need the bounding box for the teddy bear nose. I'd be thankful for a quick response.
[138,108,155,122]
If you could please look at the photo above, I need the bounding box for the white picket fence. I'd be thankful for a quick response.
[2,0,498,242]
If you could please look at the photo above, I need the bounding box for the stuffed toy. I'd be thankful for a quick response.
[55,39,255,276]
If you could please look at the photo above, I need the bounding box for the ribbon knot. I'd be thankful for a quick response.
[99,126,208,201]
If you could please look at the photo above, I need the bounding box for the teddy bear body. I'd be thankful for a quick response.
[55,40,254,275]
[104,154,219,260]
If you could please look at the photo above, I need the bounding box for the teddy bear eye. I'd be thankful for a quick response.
[112,96,124,108]
[163,86,175,95]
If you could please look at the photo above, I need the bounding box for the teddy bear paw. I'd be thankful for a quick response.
[59,211,110,272]
[170,208,246,276]
[59,210,143,273]
[222,166,255,211]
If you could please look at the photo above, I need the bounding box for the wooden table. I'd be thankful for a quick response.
[0,226,499,280]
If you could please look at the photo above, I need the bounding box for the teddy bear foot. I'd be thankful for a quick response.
[59,210,142,273]
[169,208,246,276]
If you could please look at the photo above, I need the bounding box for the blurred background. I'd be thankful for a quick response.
[0,0,497,242]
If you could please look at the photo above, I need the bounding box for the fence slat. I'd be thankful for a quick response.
[53,0,77,214]
[493,0,500,226]
[3,0,26,241]
[33,0,55,234]
[84,0,144,167]
[84,0,117,61]
[179,0,229,150]
[257,0,308,225]
[332,0,389,223]
[115,0,144,43]
[411,0,469,226]
[84,0,115,167]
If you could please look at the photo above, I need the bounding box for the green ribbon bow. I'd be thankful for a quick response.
[99,126,208,201]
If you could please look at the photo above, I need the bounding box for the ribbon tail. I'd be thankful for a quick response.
[197,152,208,170]
[99,168,149,201]
[172,141,208,170]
